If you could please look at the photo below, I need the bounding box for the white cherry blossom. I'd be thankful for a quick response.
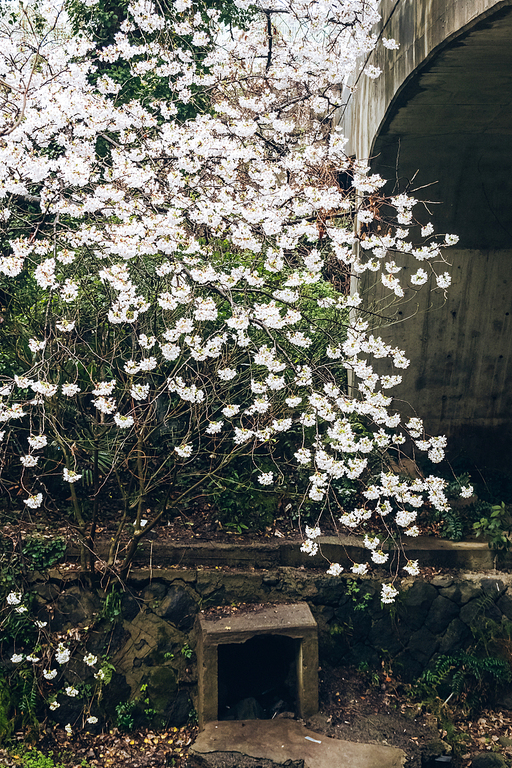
[0,0,461,605]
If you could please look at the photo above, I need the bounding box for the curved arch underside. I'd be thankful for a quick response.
[373,5,512,249]
[369,6,512,468]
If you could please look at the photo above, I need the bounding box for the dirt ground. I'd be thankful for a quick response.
[313,664,512,768]
[0,478,447,553]
[314,664,443,767]
[1,664,512,768]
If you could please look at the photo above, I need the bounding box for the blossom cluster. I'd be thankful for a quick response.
[0,0,459,595]
[5,589,107,727]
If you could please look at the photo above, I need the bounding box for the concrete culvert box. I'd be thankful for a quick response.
[196,603,318,729]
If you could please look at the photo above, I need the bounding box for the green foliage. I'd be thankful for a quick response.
[11,667,39,730]
[66,0,256,118]
[138,683,156,720]
[356,661,380,688]
[434,498,496,543]
[188,706,198,725]
[345,580,372,612]
[0,535,62,647]
[417,601,512,714]
[0,601,37,647]
[114,699,137,731]
[96,658,116,688]
[21,536,66,572]
[0,534,65,598]
[473,501,512,551]
[9,748,65,768]
[429,473,474,541]
[437,507,465,542]
[207,464,280,532]
[328,622,345,637]
[180,643,193,660]
[100,589,122,624]
[427,466,512,541]
[0,676,12,744]
[114,677,164,728]
[418,651,510,712]
[224,520,249,534]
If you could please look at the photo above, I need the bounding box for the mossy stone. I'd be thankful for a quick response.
[470,753,508,768]
[146,666,178,713]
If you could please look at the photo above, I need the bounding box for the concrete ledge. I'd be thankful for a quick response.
[65,534,510,572]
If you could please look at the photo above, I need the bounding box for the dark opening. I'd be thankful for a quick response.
[218,634,298,720]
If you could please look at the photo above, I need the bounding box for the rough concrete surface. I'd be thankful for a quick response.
[198,602,317,642]
[66,533,506,571]
[339,0,512,468]
[189,720,406,768]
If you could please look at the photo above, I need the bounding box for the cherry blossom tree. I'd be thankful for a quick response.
[0,0,463,592]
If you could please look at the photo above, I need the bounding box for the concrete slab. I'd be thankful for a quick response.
[199,602,317,640]
[65,533,508,572]
[189,719,406,768]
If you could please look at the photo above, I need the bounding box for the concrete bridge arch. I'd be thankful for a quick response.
[340,0,512,469]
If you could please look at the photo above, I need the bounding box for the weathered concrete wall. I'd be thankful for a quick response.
[69,533,509,572]
[341,0,511,162]
[340,0,512,467]
[364,249,512,467]
[24,568,512,727]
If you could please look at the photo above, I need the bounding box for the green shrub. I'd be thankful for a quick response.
[22,536,66,571]
[114,700,137,731]
[473,501,512,551]
[0,676,12,744]
[419,651,510,712]
[9,748,65,768]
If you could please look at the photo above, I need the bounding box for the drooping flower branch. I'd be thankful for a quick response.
[0,0,474,730]
[0,0,463,586]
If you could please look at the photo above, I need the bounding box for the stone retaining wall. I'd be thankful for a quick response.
[29,567,512,727]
